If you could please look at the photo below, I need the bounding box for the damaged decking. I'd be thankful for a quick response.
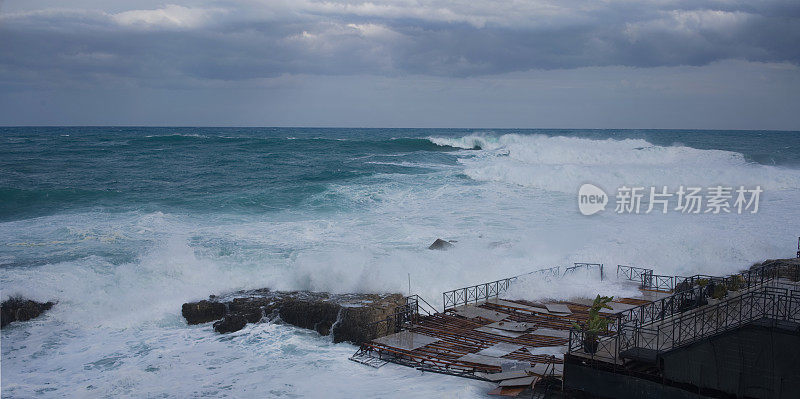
[348,263,680,395]
[351,259,800,397]
[354,290,652,390]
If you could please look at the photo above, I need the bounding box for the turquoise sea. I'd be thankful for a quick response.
[2,127,799,397]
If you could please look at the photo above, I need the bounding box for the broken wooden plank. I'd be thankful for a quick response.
[476,370,530,382]
[486,320,533,332]
[529,327,571,339]
[476,342,525,357]
[499,376,539,387]
[474,326,524,338]
[372,331,439,351]
[453,304,509,321]
[544,303,572,315]
[526,345,566,357]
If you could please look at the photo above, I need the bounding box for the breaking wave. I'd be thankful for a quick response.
[428,133,800,193]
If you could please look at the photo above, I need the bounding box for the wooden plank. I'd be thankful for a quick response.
[476,370,530,382]
[544,303,572,315]
[476,342,525,357]
[453,304,510,321]
[474,326,525,338]
[529,327,571,339]
[499,376,539,387]
[372,331,439,351]
[486,321,533,332]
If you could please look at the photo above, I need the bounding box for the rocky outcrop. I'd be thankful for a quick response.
[428,238,454,250]
[182,290,405,343]
[213,314,248,334]
[1,297,55,328]
[182,300,226,324]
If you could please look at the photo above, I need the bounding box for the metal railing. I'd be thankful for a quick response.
[617,286,800,358]
[441,265,567,311]
[564,263,604,280]
[568,327,619,363]
[370,294,438,337]
[616,262,797,331]
[569,261,800,366]
[617,265,652,285]
[615,264,743,293]
[442,276,514,311]
[442,263,606,311]
[405,294,437,317]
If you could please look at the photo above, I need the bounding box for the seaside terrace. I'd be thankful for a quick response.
[350,259,800,397]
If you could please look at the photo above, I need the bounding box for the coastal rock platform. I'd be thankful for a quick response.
[182,290,405,343]
[1,297,55,328]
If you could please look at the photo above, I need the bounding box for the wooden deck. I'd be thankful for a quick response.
[358,295,651,379]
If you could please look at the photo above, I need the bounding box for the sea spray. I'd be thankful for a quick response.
[2,127,799,397]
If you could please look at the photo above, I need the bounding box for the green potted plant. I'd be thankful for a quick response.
[712,284,728,301]
[726,275,743,292]
[573,295,614,354]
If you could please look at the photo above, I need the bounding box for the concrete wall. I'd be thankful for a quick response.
[660,323,800,399]
[564,359,707,399]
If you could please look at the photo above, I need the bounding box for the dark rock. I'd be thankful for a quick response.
[1,297,55,328]
[279,298,340,335]
[181,291,405,343]
[213,314,248,334]
[331,299,403,344]
[428,238,454,250]
[181,300,226,324]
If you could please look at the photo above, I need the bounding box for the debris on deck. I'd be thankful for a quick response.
[350,263,653,397]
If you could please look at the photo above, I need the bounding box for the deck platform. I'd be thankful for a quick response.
[356,294,650,381]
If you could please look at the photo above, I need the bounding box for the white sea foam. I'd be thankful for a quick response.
[2,132,800,397]
[430,133,800,193]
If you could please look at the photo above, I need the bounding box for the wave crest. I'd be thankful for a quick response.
[427,133,799,193]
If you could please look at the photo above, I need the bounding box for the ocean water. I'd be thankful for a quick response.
[1,127,799,397]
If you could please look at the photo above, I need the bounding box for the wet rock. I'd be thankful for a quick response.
[279,298,340,336]
[213,314,249,334]
[182,291,405,343]
[332,301,402,344]
[428,238,454,250]
[181,300,226,324]
[1,297,55,328]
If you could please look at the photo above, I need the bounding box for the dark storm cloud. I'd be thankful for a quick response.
[1,1,799,86]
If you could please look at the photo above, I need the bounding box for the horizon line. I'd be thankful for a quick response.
[1,125,799,133]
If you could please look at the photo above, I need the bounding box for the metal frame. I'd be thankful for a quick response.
[441,263,607,311]
[569,262,800,367]
[563,263,604,280]
[616,265,652,286]
[617,286,800,356]
[441,265,562,311]
[370,294,439,337]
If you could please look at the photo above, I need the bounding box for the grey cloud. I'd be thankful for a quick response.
[1,1,799,87]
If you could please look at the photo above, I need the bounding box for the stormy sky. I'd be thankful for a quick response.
[1,1,799,129]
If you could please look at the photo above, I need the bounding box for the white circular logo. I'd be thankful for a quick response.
[578,184,608,215]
